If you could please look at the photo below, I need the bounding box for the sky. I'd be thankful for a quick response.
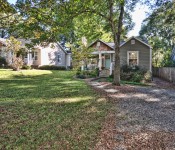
[7,0,148,37]
[127,3,149,37]
[7,0,16,4]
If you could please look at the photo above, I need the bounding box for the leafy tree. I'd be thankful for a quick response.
[140,1,175,67]
[0,0,17,38]
[71,37,93,69]
[6,36,25,70]
[0,0,15,13]
[0,13,20,38]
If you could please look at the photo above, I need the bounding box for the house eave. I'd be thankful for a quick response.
[92,51,115,54]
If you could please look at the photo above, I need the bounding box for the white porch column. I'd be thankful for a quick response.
[98,51,102,70]
[110,62,113,75]
[81,61,84,71]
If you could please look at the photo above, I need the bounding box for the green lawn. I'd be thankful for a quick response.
[0,69,111,150]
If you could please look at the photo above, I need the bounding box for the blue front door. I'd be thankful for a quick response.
[105,59,110,69]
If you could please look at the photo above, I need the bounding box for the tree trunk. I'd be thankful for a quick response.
[113,4,124,86]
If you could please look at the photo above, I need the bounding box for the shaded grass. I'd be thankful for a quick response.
[0,69,112,149]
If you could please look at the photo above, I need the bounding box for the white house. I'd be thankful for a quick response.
[0,38,72,68]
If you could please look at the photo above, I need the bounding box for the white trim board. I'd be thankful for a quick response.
[92,51,115,54]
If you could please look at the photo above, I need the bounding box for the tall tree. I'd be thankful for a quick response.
[0,0,16,38]
[140,1,175,67]
[0,0,15,13]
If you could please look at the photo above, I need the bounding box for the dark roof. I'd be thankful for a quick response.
[89,37,151,49]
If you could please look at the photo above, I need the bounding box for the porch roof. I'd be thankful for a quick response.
[92,51,115,55]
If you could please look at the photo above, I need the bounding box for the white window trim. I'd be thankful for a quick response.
[127,51,139,66]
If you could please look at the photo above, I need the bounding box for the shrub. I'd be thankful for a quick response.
[76,74,86,79]
[76,68,99,79]
[95,68,99,76]
[120,72,134,81]
[144,71,152,82]
[0,57,7,67]
[31,65,39,69]
[38,65,66,70]
[22,65,31,70]
[11,57,24,71]
[131,72,143,82]
[121,65,132,73]
[120,65,151,83]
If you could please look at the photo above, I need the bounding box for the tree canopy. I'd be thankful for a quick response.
[140,1,175,67]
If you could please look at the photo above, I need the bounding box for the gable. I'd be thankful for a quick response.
[89,40,114,51]
[120,37,151,49]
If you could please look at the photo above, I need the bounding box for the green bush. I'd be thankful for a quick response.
[76,70,81,76]
[120,72,134,81]
[76,74,86,79]
[76,68,99,79]
[131,72,143,82]
[22,65,31,70]
[38,65,66,70]
[0,57,7,67]
[31,65,39,69]
[144,71,152,82]
[120,65,151,83]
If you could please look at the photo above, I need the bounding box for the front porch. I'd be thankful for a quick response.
[86,51,115,77]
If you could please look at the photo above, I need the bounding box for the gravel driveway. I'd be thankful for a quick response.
[116,84,175,132]
[89,78,175,149]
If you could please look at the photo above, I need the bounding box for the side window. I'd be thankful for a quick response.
[34,52,38,60]
[32,51,38,60]
[24,52,28,58]
[58,53,61,63]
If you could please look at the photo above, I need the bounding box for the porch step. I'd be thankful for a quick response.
[99,69,110,77]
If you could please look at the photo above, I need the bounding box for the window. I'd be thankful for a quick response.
[58,53,61,63]
[24,52,28,58]
[33,52,38,60]
[127,51,139,66]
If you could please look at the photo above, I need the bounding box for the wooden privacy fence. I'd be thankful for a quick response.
[153,67,175,83]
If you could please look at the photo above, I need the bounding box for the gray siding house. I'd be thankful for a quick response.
[88,37,152,76]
